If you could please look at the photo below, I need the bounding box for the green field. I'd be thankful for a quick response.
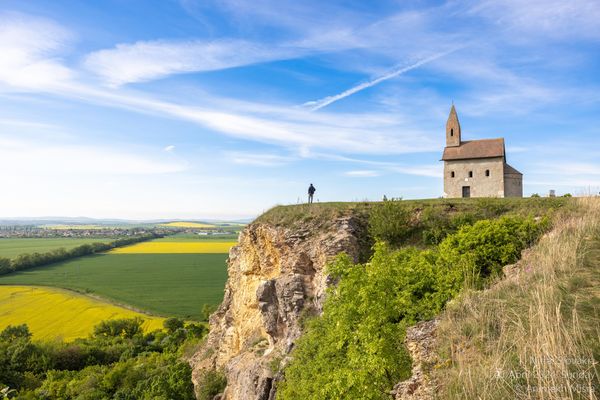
[0,238,115,259]
[0,253,228,320]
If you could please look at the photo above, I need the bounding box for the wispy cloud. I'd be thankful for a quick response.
[164,145,175,152]
[303,47,463,111]
[344,170,380,177]
[84,39,305,86]
[0,136,187,176]
[227,151,293,166]
[0,12,73,90]
[0,13,440,156]
[470,0,600,40]
[389,164,441,178]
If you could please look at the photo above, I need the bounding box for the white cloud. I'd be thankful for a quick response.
[303,47,463,111]
[164,145,175,152]
[471,0,600,40]
[0,13,438,155]
[35,81,438,155]
[535,162,600,176]
[0,12,73,90]
[344,170,380,177]
[390,164,441,178]
[0,136,187,176]
[228,152,292,166]
[84,39,304,86]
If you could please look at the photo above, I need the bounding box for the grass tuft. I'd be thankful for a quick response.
[435,197,600,399]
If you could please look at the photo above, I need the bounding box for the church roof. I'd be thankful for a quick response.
[504,163,522,175]
[442,138,505,161]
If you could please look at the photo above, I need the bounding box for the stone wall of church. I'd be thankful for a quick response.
[443,157,505,198]
[504,171,523,197]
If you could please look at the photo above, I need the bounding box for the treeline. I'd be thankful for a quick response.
[278,215,550,399]
[0,234,162,276]
[0,317,206,399]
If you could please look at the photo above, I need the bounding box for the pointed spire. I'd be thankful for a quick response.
[446,103,461,147]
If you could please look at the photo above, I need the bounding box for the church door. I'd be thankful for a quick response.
[462,186,471,198]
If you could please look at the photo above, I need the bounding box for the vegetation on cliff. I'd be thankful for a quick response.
[278,214,550,399]
[259,197,570,249]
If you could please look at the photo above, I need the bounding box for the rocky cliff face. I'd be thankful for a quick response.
[190,216,367,400]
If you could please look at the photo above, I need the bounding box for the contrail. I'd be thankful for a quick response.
[303,47,463,111]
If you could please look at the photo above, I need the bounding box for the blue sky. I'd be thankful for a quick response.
[1,0,599,219]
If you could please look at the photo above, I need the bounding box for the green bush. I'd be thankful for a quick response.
[201,304,217,322]
[0,317,204,399]
[368,201,414,246]
[279,216,549,400]
[93,318,143,339]
[433,216,547,310]
[196,369,227,400]
[163,318,185,334]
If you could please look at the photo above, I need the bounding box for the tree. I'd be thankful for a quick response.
[0,325,31,341]
[163,318,184,334]
[201,304,217,321]
[93,318,143,339]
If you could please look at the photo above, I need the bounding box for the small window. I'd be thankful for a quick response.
[485,169,490,177]
[469,171,473,178]
[451,171,455,178]
[450,128,454,137]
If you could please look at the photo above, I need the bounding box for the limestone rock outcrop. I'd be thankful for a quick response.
[393,319,439,400]
[190,216,367,400]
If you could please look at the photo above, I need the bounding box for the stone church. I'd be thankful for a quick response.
[441,105,522,198]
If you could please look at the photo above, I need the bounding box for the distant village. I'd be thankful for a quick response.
[0,225,239,239]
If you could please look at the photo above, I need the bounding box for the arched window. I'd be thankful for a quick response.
[450,128,454,137]
[451,171,455,178]
[485,169,490,177]
[469,171,473,178]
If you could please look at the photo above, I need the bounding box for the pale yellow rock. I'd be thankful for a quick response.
[190,218,366,400]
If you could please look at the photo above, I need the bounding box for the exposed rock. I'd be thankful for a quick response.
[190,216,367,400]
[393,319,439,400]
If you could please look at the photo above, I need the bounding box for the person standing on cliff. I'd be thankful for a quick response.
[308,183,316,204]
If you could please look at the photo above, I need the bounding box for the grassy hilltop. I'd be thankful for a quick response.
[258,197,574,255]
[258,196,598,400]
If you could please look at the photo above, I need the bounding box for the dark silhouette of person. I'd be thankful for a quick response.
[308,184,316,204]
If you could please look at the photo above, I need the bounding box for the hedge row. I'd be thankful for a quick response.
[0,234,162,276]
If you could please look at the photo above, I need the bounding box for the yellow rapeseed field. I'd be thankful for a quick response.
[109,242,236,254]
[159,221,216,228]
[0,286,165,341]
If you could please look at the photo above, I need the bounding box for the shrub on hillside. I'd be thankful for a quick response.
[279,215,549,400]
[368,201,415,246]
[196,369,227,400]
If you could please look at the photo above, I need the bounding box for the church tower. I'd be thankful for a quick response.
[446,104,461,147]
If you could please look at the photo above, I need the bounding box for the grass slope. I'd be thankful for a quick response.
[0,238,115,259]
[0,253,228,320]
[0,285,164,341]
[435,198,600,399]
